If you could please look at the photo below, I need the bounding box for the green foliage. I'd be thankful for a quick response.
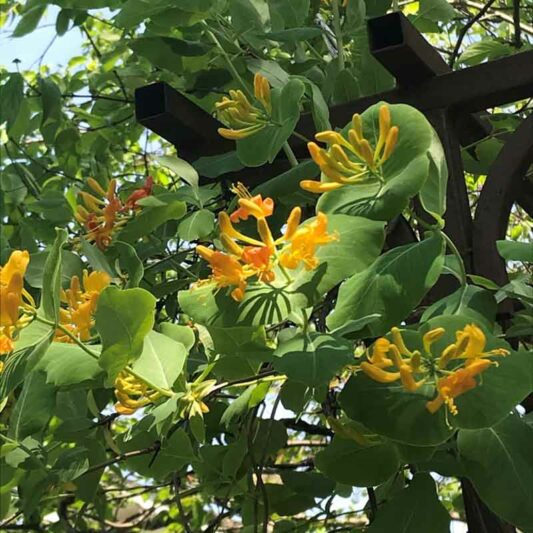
[0,0,531,530]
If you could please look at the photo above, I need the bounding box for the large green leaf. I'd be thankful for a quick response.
[95,287,156,382]
[36,343,102,388]
[25,250,82,290]
[118,198,186,242]
[328,234,444,336]
[458,415,533,530]
[496,240,533,263]
[40,228,68,322]
[268,0,309,30]
[317,103,441,221]
[315,436,400,487]
[9,371,56,441]
[273,332,353,387]
[130,331,187,390]
[366,474,450,532]
[179,214,384,326]
[178,209,215,241]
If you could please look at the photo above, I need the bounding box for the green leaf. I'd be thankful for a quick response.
[333,69,360,104]
[111,241,143,288]
[229,0,267,47]
[40,228,68,322]
[25,250,83,289]
[79,239,116,277]
[317,103,439,221]
[458,415,533,530]
[460,40,513,66]
[263,28,322,42]
[193,152,244,178]
[220,382,271,427]
[268,0,309,30]
[367,474,450,532]
[39,78,62,143]
[96,287,156,382]
[178,209,215,241]
[315,436,400,487]
[246,59,290,87]
[12,6,46,37]
[364,0,391,17]
[0,73,24,132]
[55,9,71,36]
[130,331,187,390]
[36,343,102,388]
[159,323,196,351]
[496,240,533,263]
[9,371,56,441]
[419,127,448,218]
[328,234,445,336]
[273,333,353,387]
[157,155,199,191]
[179,214,384,326]
[420,285,497,329]
[118,198,186,242]
[416,0,456,22]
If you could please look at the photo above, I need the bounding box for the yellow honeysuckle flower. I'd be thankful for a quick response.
[0,335,14,355]
[114,371,161,415]
[195,192,335,301]
[426,359,493,416]
[196,246,253,302]
[55,270,111,343]
[300,104,399,194]
[216,74,272,140]
[0,250,32,335]
[360,323,509,416]
[279,212,338,271]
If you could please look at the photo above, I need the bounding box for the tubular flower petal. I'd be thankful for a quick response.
[282,207,302,241]
[360,362,400,383]
[423,327,445,354]
[426,359,494,415]
[301,104,399,195]
[254,72,272,113]
[453,324,509,361]
[399,364,426,392]
[367,338,394,368]
[230,187,274,222]
[0,335,14,355]
[124,176,154,209]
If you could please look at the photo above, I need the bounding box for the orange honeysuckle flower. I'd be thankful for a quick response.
[300,104,399,194]
[124,176,154,209]
[76,179,128,250]
[197,246,253,302]
[426,359,493,416]
[230,182,274,222]
[279,212,337,271]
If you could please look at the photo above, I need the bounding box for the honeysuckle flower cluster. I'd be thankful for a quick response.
[360,324,509,416]
[215,73,272,140]
[75,177,153,250]
[300,104,399,193]
[114,371,162,415]
[55,270,111,343]
[196,184,337,301]
[0,250,34,362]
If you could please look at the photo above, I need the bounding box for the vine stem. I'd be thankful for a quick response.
[203,24,254,101]
[331,0,345,71]
[33,315,173,398]
[440,231,467,287]
[283,142,299,168]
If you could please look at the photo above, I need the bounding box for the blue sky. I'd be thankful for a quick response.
[1,5,84,70]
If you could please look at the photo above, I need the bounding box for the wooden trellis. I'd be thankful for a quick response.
[135,12,533,293]
[135,17,532,530]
